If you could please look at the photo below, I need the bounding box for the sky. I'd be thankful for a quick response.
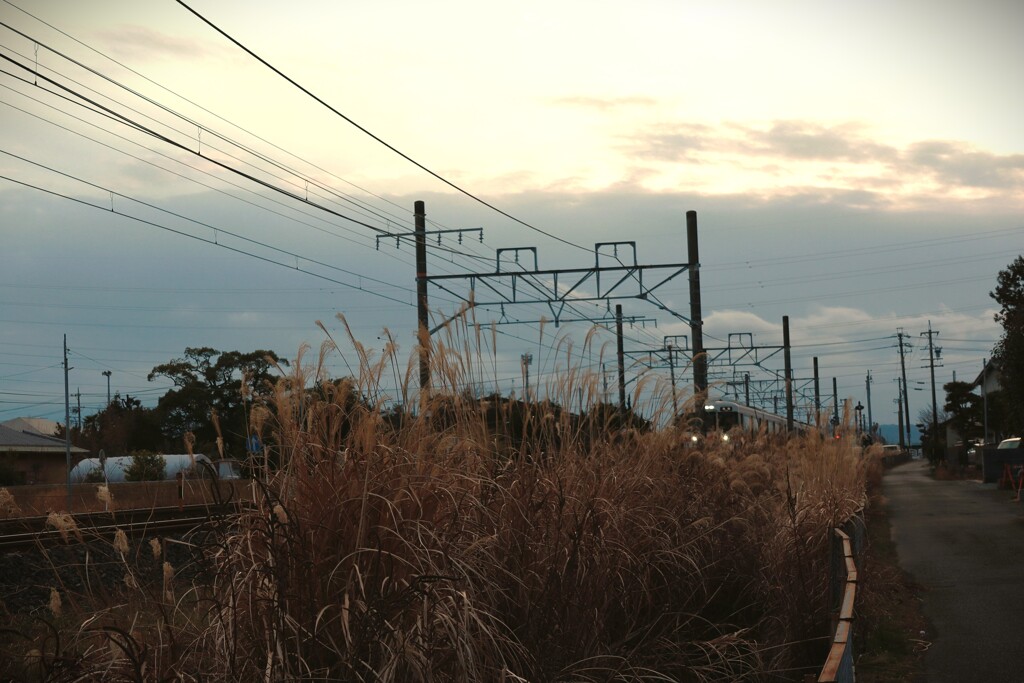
[1,0,1021,435]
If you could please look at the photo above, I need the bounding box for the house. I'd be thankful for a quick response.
[0,424,88,486]
[971,359,1004,443]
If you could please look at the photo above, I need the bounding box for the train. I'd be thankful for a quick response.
[683,399,813,442]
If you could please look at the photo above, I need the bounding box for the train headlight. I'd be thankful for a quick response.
[690,434,700,443]
[722,433,731,442]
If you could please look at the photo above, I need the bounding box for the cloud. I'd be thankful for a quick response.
[905,140,1024,189]
[744,121,898,163]
[97,25,223,61]
[621,122,716,162]
[619,120,1024,208]
[549,96,659,111]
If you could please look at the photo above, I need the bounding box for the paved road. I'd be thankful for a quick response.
[884,459,1024,682]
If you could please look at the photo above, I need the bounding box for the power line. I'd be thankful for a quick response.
[0,44,498,269]
[0,173,419,308]
[0,0,454,243]
[173,0,592,255]
[705,225,1024,273]
[1,148,412,294]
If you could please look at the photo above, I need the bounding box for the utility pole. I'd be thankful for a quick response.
[922,321,941,462]
[687,211,706,397]
[896,329,912,450]
[616,304,626,412]
[865,370,873,438]
[602,363,610,404]
[832,377,839,434]
[982,358,989,445]
[783,315,794,431]
[894,396,904,446]
[414,201,430,408]
[666,344,678,415]
[63,334,71,508]
[813,357,821,425]
[894,378,906,448]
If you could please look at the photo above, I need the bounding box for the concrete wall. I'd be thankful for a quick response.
[0,453,69,486]
[0,478,253,516]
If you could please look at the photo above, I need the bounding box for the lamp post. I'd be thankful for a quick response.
[102,370,112,405]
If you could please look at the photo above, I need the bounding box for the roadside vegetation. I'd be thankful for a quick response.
[1,318,868,682]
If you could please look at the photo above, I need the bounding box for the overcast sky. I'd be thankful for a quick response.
[1,0,1021,431]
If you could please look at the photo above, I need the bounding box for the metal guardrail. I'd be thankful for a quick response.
[818,513,863,683]
[815,447,911,680]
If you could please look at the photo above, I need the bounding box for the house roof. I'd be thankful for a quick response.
[0,417,59,436]
[0,424,88,454]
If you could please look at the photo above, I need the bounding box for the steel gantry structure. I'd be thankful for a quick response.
[412,203,709,408]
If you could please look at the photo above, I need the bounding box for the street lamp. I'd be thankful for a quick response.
[101,370,112,405]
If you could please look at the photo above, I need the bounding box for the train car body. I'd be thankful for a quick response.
[702,400,791,435]
[684,400,810,443]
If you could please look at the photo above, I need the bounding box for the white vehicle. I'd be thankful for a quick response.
[70,453,240,484]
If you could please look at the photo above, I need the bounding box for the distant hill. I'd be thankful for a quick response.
[877,423,921,446]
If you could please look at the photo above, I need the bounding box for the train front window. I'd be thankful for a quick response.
[704,406,740,432]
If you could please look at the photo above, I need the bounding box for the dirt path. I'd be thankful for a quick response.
[883,459,1024,682]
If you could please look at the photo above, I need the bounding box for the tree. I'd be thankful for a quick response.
[991,257,1024,431]
[148,347,285,457]
[76,393,164,456]
[943,380,982,444]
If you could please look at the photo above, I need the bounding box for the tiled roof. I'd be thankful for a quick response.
[0,424,87,453]
[0,417,59,436]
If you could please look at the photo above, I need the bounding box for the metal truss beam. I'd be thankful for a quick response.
[425,242,692,326]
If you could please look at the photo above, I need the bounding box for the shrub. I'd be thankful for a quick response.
[123,450,166,481]
[82,466,106,483]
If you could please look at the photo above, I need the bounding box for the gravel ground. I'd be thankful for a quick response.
[0,529,214,617]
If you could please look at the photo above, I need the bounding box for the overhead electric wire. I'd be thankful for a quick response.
[0,20,412,235]
[705,224,1024,273]
[0,82,385,252]
[0,47,492,278]
[173,0,592,255]
[4,3,991,405]
[1,20,687,372]
[0,83,487,283]
[0,41,498,269]
[0,51,405,236]
[703,248,1017,295]
[0,149,414,295]
[0,172,423,308]
[0,0,451,241]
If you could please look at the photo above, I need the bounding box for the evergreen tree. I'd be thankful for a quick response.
[990,257,1024,431]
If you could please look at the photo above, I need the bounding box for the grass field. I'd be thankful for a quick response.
[1,323,868,682]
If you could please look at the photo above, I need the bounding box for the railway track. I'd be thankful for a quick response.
[0,503,240,553]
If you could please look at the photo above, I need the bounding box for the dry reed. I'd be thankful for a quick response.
[0,315,865,682]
